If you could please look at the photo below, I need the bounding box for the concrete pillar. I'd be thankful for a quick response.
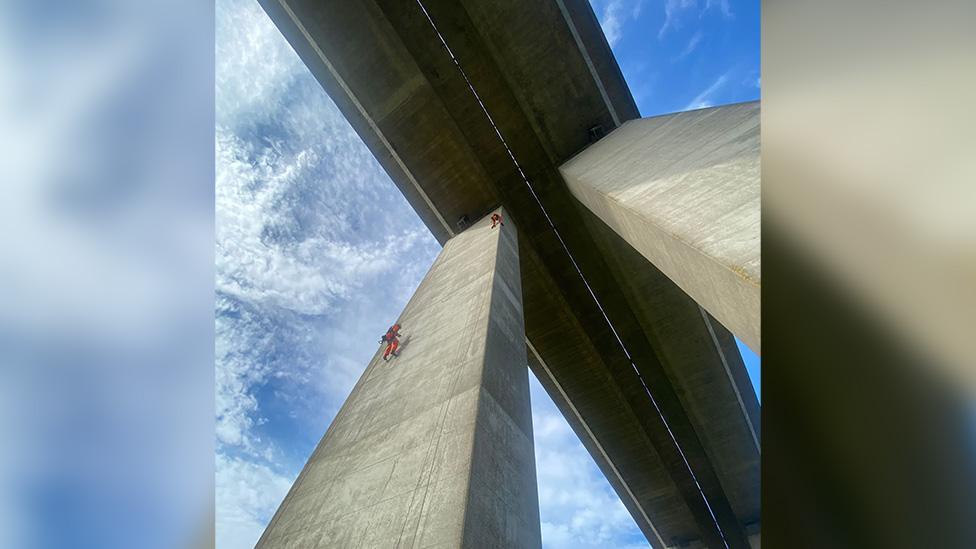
[255,208,540,549]
[560,102,761,353]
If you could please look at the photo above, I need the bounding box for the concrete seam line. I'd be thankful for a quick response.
[552,0,621,127]
[699,306,761,453]
[526,337,667,549]
[277,0,455,239]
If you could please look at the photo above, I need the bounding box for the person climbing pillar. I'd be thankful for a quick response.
[490,212,504,228]
[380,323,402,360]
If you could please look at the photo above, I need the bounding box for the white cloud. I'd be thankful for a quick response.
[214,1,442,546]
[214,115,437,454]
[215,128,406,316]
[705,0,734,18]
[658,0,696,40]
[672,30,704,62]
[658,0,733,40]
[597,0,643,48]
[215,453,292,549]
[214,0,441,460]
[685,70,732,110]
[530,374,648,548]
[215,2,649,548]
[215,0,304,129]
[599,1,625,47]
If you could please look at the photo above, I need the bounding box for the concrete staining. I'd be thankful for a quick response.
[256,0,760,546]
[255,209,541,548]
[561,102,761,353]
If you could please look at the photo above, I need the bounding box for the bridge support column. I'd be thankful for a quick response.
[560,102,761,353]
[256,208,540,548]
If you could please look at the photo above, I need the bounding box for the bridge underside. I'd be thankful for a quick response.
[257,0,760,546]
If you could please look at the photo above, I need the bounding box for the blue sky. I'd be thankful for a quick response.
[214,0,759,547]
[590,0,760,115]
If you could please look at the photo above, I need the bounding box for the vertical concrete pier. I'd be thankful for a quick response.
[255,208,540,548]
[560,102,761,353]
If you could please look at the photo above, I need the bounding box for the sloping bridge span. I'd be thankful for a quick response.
[257,0,760,546]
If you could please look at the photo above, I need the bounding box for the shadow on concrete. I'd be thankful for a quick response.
[394,334,412,359]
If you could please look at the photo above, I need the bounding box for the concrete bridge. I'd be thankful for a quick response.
[253,0,760,547]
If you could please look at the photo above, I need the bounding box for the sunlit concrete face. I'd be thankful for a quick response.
[560,102,761,353]
[255,209,540,548]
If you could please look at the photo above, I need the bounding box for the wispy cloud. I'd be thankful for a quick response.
[215,0,440,546]
[598,0,642,48]
[705,0,734,18]
[215,454,292,549]
[658,0,733,40]
[658,0,696,40]
[218,1,649,548]
[530,374,646,548]
[672,30,703,62]
[685,70,732,110]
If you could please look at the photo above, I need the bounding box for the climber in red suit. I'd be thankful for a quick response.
[380,323,402,360]
[490,212,504,228]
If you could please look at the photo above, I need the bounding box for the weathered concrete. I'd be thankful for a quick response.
[256,0,760,546]
[255,209,540,549]
[561,102,761,353]
[574,203,761,546]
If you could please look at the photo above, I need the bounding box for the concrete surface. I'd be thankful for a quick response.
[257,0,759,546]
[560,102,761,353]
[255,209,540,548]
[574,203,761,546]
